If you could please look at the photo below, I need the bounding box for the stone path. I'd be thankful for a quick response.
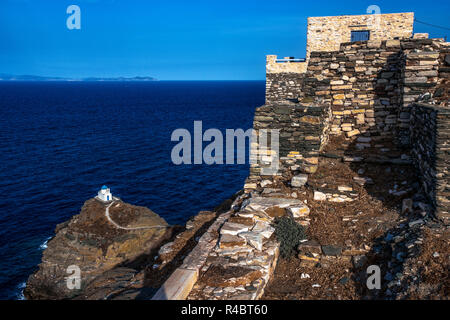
[105,200,168,231]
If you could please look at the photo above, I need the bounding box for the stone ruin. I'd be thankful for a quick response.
[154,13,449,301]
[246,37,450,224]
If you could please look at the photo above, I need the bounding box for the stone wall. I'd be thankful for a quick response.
[256,38,449,220]
[302,38,447,140]
[245,103,330,189]
[266,55,307,74]
[306,12,414,60]
[397,39,443,145]
[434,46,450,105]
[265,73,304,103]
[410,103,450,223]
[303,39,404,138]
[265,55,306,104]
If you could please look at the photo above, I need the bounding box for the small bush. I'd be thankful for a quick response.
[274,216,306,258]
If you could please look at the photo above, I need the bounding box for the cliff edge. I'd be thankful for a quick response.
[24,198,173,299]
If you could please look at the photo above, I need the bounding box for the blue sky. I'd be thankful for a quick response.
[0,0,449,80]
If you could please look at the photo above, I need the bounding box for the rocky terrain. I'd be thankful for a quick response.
[168,134,448,300]
[24,198,173,299]
[262,135,449,300]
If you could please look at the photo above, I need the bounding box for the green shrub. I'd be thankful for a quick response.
[274,216,306,258]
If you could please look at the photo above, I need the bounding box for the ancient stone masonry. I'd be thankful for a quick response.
[410,103,450,224]
[266,55,306,103]
[397,39,446,146]
[186,196,310,300]
[304,40,405,139]
[300,39,449,143]
[245,103,331,190]
[306,13,414,60]
[257,37,449,219]
[265,72,304,103]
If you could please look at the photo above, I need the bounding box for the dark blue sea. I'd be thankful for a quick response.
[0,81,264,300]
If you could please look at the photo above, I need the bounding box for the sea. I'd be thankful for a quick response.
[0,81,265,299]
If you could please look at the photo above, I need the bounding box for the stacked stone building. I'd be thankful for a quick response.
[248,12,450,223]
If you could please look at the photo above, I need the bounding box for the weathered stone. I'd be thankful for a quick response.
[220,222,250,236]
[346,129,360,137]
[219,234,246,249]
[298,240,321,255]
[238,232,264,251]
[287,205,310,218]
[152,268,198,300]
[244,183,257,190]
[322,245,342,256]
[445,54,450,66]
[260,180,273,188]
[298,255,319,263]
[228,216,254,226]
[313,191,327,201]
[299,115,321,125]
[353,177,374,186]
[291,174,308,187]
[251,221,275,239]
[338,185,353,192]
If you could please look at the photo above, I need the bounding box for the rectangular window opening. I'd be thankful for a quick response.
[351,30,370,42]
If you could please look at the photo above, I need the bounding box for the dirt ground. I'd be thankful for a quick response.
[263,135,449,300]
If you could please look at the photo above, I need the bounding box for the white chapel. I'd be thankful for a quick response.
[97,185,112,202]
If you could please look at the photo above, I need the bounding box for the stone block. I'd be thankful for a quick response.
[291,174,308,187]
[287,205,310,218]
[313,191,326,201]
[346,129,360,137]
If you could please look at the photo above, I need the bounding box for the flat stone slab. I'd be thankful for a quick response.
[251,221,275,239]
[220,222,250,236]
[152,268,198,300]
[291,174,308,187]
[238,232,264,251]
[219,234,246,249]
[287,204,310,218]
[242,197,305,216]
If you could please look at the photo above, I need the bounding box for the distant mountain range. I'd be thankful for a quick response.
[0,74,158,82]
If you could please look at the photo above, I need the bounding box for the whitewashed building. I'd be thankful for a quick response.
[97,185,112,202]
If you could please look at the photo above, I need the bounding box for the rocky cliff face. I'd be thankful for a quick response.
[24,198,173,300]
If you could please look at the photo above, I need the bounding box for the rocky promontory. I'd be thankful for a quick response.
[24,198,173,300]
